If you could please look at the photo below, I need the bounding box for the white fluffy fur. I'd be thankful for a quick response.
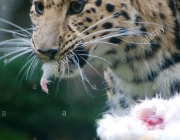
[97,95,180,140]
[42,61,60,79]
[42,60,80,79]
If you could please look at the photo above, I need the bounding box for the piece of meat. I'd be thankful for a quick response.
[40,78,49,94]
[140,110,164,130]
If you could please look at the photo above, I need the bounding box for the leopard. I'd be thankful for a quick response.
[30,0,180,139]
[1,0,180,139]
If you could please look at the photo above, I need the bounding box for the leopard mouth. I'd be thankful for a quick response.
[31,38,89,77]
[41,46,89,77]
[39,47,89,93]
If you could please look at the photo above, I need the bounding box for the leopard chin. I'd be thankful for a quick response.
[41,60,81,79]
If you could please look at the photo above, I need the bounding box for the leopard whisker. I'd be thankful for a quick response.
[82,31,145,42]
[77,9,147,37]
[78,54,112,66]
[77,14,115,37]
[0,48,31,59]
[81,28,125,40]
[4,50,32,65]
[117,37,152,45]
[129,21,169,29]
[79,41,119,48]
[69,49,95,96]
[12,28,34,33]
[65,59,71,94]
[69,50,88,89]
[26,55,37,80]
[29,57,39,79]
[0,47,31,53]
[15,55,35,84]
[27,52,36,62]
[0,28,29,37]
[0,18,32,36]
[55,77,63,96]
[79,56,102,77]
[0,38,31,46]
[79,32,120,47]
[55,61,65,96]
[81,28,147,40]
[0,47,29,53]
[81,30,148,47]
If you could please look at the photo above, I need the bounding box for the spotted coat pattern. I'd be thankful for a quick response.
[30,0,180,114]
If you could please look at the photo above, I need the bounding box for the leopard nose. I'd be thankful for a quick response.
[37,49,58,59]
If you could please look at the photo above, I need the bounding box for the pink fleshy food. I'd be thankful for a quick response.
[40,78,49,94]
[140,110,164,130]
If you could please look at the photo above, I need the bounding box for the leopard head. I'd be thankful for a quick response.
[30,0,145,79]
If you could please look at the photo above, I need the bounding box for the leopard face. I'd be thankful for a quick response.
[30,0,140,78]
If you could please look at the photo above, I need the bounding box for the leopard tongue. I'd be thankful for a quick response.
[40,77,49,94]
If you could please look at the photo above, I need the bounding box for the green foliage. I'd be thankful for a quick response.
[0,56,106,140]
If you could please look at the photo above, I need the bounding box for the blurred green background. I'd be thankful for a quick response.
[0,1,106,140]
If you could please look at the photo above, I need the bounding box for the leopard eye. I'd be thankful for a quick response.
[70,1,85,14]
[35,2,44,15]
